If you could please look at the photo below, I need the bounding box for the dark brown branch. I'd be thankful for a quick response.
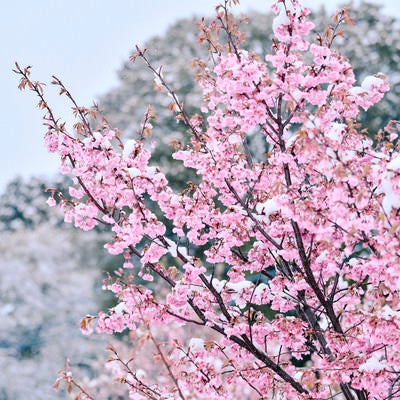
[224,179,283,250]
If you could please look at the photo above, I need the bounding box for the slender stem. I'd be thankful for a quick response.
[147,326,187,400]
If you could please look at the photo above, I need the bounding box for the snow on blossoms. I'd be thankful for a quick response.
[16,0,400,399]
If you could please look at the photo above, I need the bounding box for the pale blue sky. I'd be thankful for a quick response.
[2,0,399,192]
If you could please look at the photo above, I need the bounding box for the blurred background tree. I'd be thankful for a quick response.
[0,177,123,399]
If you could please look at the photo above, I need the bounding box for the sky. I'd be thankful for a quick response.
[2,0,399,192]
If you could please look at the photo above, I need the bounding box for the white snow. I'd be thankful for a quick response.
[382,194,396,215]
[153,66,164,86]
[211,278,227,292]
[225,280,254,308]
[122,139,137,160]
[255,198,280,220]
[382,305,400,319]
[167,91,179,103]
[326,123,346,143]
[127,167,141,178]
[113,301,126,316]
[170,194,181,204]
[326,147,336,159]
[165,237,178,257]
[154,74,162,86]
[361,75,385,91]
[189,338,204,352]
[272,8,290,32]
[136,369,147,380]
[359,355,386,372]
[387,155,400,171]
[337,276,349,290]
[272,1,301,32]
[177,245,190,259]
[146,166,157,176]
[291,89,303,102]
[93,131,103,141]
[253,283,269,300]
[340,149,356,163]
[377,168,400,214]
[348,86,367,96]
[226,280,254,293]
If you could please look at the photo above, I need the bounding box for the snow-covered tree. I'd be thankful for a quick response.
[0,178,125,399]
[0,224,110,399]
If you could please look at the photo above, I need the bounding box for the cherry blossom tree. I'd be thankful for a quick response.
[15,0,400,398]
[99,1,400,193]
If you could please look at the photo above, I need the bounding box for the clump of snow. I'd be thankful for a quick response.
[226,280,254,292]
[252,283,270,304]
[226,280,254,308]
[189,338,204,352]
[255,198,280,221]
[136,369,146,380]
[376,158,400,214]
[272,0,302,32]
[382,305,400,319]
[326,147,336,159]
[126,167,141,178]
[113,301,126,316]
[122,139,137,160]
[211,278,227,293]
[387,155,400,171]
[348,86,367,96]
[164,237,177,257]
[326,123,346,143]
[361,75,385,91]
[164,237,191,259]
[146,166,157,176]
[272,7,290,32]
[359,355,386,372]
[153,66,164,86]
